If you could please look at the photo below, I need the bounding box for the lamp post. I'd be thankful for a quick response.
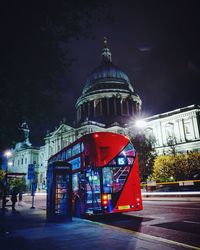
[2,150,12,211]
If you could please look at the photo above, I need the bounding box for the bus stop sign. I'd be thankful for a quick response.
[28,164,35,180]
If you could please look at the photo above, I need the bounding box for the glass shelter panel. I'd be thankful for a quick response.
[55,175,70,216]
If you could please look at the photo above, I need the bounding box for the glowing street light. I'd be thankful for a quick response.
[2,149,12,210]
[135,119,147,128]
[4,150,12,158]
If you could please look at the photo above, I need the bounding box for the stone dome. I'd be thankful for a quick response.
[76,38,142,127]
[83,61,134,95]
[82,39,134,95]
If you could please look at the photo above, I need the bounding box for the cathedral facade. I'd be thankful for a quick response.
[9,40,200,190]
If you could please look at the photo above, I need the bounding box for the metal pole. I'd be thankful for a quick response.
[30,181,35,209]
[31,194,35,209]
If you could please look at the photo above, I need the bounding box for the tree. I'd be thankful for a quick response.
[152,155,175,182]
[166,136,177,156]
[0,0,111,150]
[8,177,27,194]
[0,167,5,196]
[130,133,157,182]
[152,152,200,181]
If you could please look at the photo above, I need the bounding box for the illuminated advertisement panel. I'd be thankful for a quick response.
[68,157,81,171]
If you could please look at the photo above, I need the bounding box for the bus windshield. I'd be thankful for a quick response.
[103,143,135,194]
[103,166,130,193]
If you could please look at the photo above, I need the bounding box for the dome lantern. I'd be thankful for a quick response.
[101,36,112,63]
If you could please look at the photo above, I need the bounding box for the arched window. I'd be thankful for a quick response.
[145,128,156,144]
[165,123,174,138]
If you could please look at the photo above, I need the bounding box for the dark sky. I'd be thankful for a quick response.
[61,0,200,123]
[1,0,200,147]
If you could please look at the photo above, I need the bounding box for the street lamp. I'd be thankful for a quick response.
[2,149,12,211]
[4,150,12,158]
[135,119,147,128]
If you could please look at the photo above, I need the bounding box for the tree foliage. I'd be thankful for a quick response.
[152,152,200,181]
[0,0,111,149]
[8,177,27,194]
[130,134,157,182]
[0,167,5,195]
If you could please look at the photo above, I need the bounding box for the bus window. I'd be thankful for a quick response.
[85,169,101,212]
[72,173,79,193]
[103,166,130,193]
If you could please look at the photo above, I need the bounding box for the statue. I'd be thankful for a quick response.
[20,122,32,146]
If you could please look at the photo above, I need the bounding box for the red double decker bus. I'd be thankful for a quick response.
[48,132,143,216]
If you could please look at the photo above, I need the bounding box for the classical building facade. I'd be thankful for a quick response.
[9,40,200,189]
[139,104,200,155]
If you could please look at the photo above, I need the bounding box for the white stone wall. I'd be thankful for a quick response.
[139,105,200,154]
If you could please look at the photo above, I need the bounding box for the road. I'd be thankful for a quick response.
[135,200,200,248]
[23,195,200,249]
[89,199,200,249]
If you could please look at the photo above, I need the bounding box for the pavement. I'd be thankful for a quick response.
[0,202,198,250]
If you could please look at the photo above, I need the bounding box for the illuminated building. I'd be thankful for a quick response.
[10,40,200,189]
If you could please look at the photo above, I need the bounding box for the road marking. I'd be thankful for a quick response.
[144,203,200,211]
[85,219,200,250]
[184,220,200,225]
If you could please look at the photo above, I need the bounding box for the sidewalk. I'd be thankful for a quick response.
[0,203,193,250]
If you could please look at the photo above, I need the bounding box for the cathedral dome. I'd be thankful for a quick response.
[76,38,142,127]
[82,39,134,95]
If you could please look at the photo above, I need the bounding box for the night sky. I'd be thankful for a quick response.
[1,0,200,147]
[60,1,200,125]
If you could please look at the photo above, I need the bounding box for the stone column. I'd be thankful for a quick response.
[192,115,200,139]
[178,119,186,142]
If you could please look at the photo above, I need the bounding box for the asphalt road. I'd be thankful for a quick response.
[93,200,200,249]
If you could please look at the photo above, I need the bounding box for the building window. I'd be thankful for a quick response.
[25,158,27,164]
[165,123,174,138]
[184,120,193,140]
[145,128,156,145]
[18,159,20,165]
[21,158,23,164]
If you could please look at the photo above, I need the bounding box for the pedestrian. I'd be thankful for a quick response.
[18,191,23,206]
[11,188,18,211]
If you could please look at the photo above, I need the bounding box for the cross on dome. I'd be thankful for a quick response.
[102,36,112,62]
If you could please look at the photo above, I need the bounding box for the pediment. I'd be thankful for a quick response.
[52,124,74,136]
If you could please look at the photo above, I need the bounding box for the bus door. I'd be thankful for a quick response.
[85,168,102,214]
